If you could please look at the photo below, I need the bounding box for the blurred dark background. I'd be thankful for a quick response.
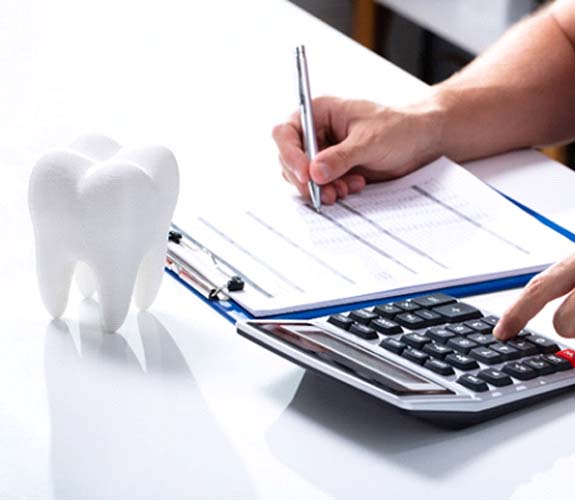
[290,0,574,168]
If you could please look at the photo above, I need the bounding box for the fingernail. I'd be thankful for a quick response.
[492,324,506,340]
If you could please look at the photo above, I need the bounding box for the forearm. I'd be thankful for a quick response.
[432,0,575,163]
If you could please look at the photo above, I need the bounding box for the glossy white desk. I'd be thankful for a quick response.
[1,1,573,499]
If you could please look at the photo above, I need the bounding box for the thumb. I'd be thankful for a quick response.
[310,136,368,184]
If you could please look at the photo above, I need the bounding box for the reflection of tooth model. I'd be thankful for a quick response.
[29,135,180,331]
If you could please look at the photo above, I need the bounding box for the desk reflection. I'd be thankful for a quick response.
[45,300,255,500]
[267,372,575,500]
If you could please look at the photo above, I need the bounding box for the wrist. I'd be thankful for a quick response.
[426,85,459,160]
[403,90,451,163]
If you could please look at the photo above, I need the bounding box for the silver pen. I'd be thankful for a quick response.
[296,45,322,212]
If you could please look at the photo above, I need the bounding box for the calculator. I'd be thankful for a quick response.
[236,294,575,426]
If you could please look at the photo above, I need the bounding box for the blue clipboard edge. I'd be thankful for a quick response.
[165,193,575,326]
[498,192,575,243]
[166,268,538,326]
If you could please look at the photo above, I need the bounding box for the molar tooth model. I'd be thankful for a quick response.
[28,135,180,331]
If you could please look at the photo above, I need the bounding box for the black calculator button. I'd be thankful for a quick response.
[526,335,559,354]
[467,333,497,346]
[395,300,420,312]
[445,353,479,371]
[401,333,431,350]
[401,348,429,365]
[464,320,493,334]
[541,354,572,371]
[482,315,500,327]
[395,312,428,329]
[380,337,406,354]
[432,302,483,322]
[349,309,378,325]
[502,362,538,381]
[478,369,513,387]
[469,346,504,365]
[425,359,455,376]
[328,314,353,330]
[505,339,539,357]
[446,324,474,336]
[349,323,378,340]
[491,343,521,361]
[373,303,402,319]
[523,358,556,376]
[412,293,456,308]
[414,309,444,326]
[517,329,533,338]
[425,326,455,344]
[423,342,453,359]
[457,374,489,392]
[447,336,478,354]
[370,317,402,335]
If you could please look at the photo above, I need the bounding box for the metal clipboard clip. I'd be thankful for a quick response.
[166,225,245,301]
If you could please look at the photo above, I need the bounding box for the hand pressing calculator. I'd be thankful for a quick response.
[236,294,575,426]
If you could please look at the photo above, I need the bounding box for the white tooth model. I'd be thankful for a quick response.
[29,135,179,331]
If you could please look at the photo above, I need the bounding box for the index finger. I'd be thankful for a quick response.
[272,114,309,184]
[494,254,575,340]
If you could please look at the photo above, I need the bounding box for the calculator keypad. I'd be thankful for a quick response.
[326,293,571,394]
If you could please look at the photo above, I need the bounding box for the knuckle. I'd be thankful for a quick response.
[288,109,301,123]
[313,95,335,107]
[333,147,348,167]
[559,253,575,269]
[333,179,348,198]
[523,274,547,300]
[361,125,378,142]
[272,124,285,141]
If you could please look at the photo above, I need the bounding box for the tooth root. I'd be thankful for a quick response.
[75,262,96,298]
[134,243,167,310]
[35,239,75,318]
[93,261,140,332]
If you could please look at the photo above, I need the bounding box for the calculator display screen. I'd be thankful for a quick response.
[253,322,452,396]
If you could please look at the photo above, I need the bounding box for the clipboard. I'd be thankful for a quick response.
[164,196,575,326]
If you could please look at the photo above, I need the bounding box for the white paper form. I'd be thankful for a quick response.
[177,157,575,316]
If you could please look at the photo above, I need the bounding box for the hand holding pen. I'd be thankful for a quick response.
[272,69,444,206]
